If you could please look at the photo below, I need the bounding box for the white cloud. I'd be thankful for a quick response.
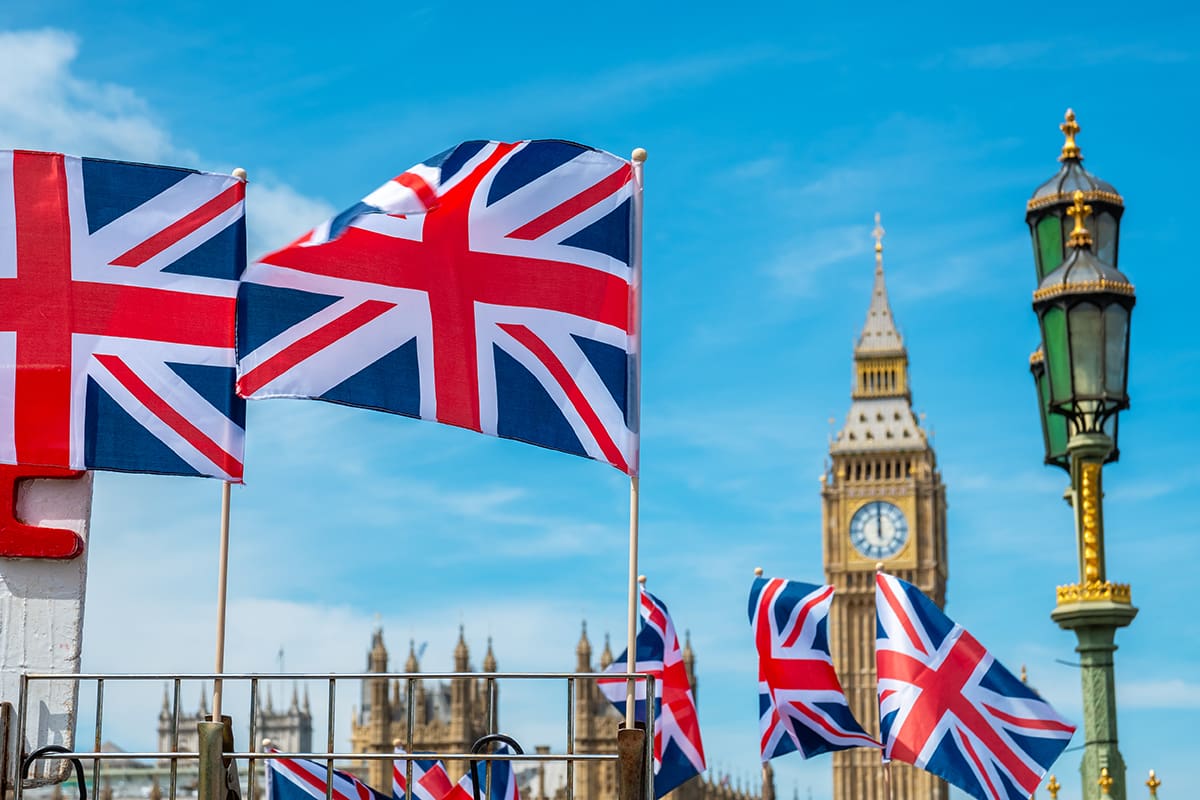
[245,180,337,260]
[763,225,867,298]
[0,27,332,259]
[0,29,182,163]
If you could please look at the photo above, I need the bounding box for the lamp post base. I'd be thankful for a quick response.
[1051,599,1137,800]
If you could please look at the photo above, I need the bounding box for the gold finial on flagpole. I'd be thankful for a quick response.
[261,738,272,749]
[754,567,764,577]
[631,148,647,163]
[1046,775,1060,799]
[638,574,647,585]
[1146,769,1161,798]
[232,168,247,181]
[875,562,884,572]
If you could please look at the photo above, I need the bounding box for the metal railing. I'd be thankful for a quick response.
[12,672,654,800]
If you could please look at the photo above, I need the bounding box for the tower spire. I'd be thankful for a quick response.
[857,213,904,356]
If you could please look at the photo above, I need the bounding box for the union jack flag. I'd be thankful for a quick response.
[265,748,389,800]
[598,586,705,797]
[748,576,878,761]
[0,150,246,480]
[237,140,638,473]
[393,746,468,800]
[460,744,521,800]
[875,572,1075,800]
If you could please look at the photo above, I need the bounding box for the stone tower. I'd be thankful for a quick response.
[821,216,949,800]
[350,628,493,788]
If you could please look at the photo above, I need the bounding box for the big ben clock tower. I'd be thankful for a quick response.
[822,215,949,800]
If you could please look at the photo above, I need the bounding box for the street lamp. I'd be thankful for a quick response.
[1026,110,1138,800]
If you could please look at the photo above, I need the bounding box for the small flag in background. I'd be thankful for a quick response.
[0,150,246,480]
[458,744,521,800]
[875,572,1075,800]
[749,575,878,761]
[598,587,705,797]
[392,746,460,800]
[237,140,639,473]
[266,748,388,800]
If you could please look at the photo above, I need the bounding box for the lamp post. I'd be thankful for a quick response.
[1026,110,1137,800]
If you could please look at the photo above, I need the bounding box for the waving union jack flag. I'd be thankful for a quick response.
[393,746,467,800]
[598,587,705,797]
[875,572,1075,800]
[266,748,389,800]
[237,140,638,473]
[0,150,246,480]
[749,576,878,761]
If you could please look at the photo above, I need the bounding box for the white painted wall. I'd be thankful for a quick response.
[0,472,93,787]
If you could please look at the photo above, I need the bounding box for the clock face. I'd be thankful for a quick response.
[849,501,909,560]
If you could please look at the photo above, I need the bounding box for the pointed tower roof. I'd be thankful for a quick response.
[576,620,592,671]
[599,632,613,670]
[454,625,469,671]
[405,639,420,672]
[831,214,927,454]
[855,214,904,356]
[483,637,497,672]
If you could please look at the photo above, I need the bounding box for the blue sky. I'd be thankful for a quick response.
[2,3,1198,799]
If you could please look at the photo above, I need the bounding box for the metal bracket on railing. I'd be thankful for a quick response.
[467,734,523,800]
[20,746,87,800]
[616,722,646,800]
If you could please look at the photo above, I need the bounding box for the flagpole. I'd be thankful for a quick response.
[211,166,247,724]
[625,147,646,729]
[882,760,894,800]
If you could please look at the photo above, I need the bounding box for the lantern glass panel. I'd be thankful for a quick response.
[1036,215,1064,280]
[1096,211,1117,265]
[1104,304,1129,396]
[1069,302,1104,396]
[1042,306,1072,403]
[1036,358,1070,467]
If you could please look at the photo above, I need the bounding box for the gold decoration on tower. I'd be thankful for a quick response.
[1066,190,1094,248]
[872,212,885,260]
[1098,767,1113,795]
[1060,108,1082,161]
[1046,774,1060,799]
[1146,769,1161,797]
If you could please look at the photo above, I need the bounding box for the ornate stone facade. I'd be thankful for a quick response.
[821,220,949,800]
[351,625,772,800]
[155,681,313,764]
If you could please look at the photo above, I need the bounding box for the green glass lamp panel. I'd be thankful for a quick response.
[1096,211,1118,266]
[1035,358,1069,466]
[1104,304,1129,396]
[1036,215,1064,280]
[1069,303,1104,396]
[1042,306,1072,403]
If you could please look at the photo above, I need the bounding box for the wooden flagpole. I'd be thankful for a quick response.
[882,759,894,800]
[211,166,247,723]
[212,478,232,721]
[624,148,646,728]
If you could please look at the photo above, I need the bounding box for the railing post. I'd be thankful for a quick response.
[616,722,646,800]
[197,722,225,800]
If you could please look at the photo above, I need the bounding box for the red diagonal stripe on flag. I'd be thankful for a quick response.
[498,322,627,472]
[238,299,396,396]
[879,576,928,656]
[982,703,1076,733]
[93,353,241,478]
[781,585,834,648]
[110,181,244,267]
[506,165,631,241]
[395,172,439,211]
